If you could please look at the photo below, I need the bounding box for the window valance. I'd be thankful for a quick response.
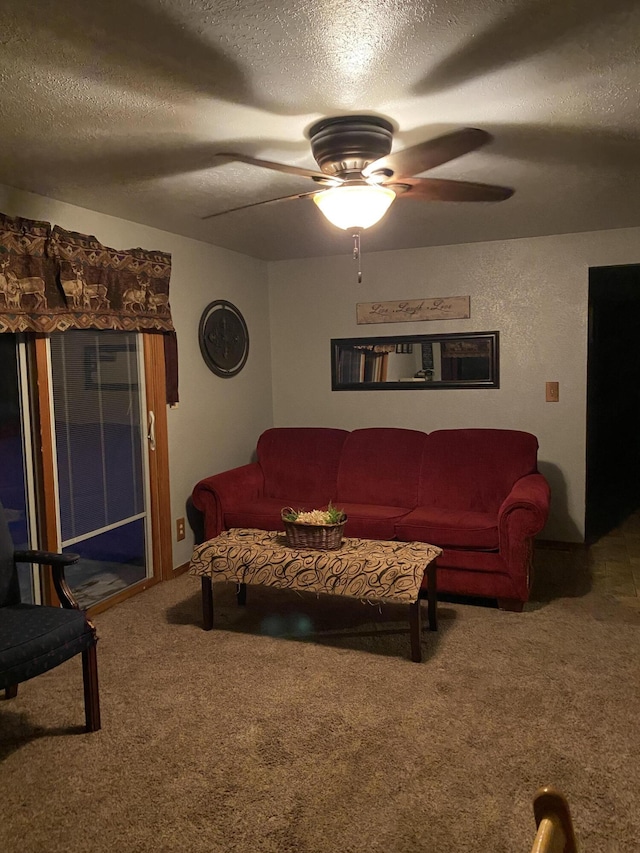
[0,212,178,403]
[0,215,173,334]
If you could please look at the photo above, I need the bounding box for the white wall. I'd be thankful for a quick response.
[5,178,639,545]
[0,184,273,568]
[268,227,640,542]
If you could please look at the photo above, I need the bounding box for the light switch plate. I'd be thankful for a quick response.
[546,381,559,402]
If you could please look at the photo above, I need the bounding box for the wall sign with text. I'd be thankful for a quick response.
[356,296,470,325]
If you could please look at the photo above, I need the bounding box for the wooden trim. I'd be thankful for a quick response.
[536,540,586,551]
[87,575,161,618]
[173,561,190,577]
[31,335,60,605]
[143,333,174,581]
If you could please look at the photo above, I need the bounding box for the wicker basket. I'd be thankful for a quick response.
[281,509,347,551]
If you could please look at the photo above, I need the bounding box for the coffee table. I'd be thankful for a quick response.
[189,528,441,662]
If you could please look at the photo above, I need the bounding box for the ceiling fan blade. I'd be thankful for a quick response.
[216,152,340,184]
[201,190,319,220]
[390,177,514,202]
[363,128,492,180]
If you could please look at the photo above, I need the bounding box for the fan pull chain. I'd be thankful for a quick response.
[352,230,362,283]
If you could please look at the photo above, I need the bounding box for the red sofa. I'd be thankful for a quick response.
[191,427,550,610]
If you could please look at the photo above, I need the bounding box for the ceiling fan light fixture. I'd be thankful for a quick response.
[313,185,396,230]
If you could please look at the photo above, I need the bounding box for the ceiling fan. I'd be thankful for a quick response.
[203,115,514,230]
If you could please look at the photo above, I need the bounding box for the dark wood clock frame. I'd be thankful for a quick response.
[198,300,249,378]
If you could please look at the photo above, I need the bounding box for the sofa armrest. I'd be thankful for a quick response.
[497,473,551,600]
[191,463,264,542]
[498,473,550,537]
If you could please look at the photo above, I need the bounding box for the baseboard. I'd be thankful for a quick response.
[536,539,586,551]
[173,561,190,577]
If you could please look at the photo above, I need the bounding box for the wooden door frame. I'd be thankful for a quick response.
[143,333,174,583]
[30,331,173,612]
[31,335,60,605]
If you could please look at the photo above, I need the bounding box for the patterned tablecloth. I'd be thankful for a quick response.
[189,528,442,604]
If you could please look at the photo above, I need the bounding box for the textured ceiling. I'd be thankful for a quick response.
[1,0,639,260]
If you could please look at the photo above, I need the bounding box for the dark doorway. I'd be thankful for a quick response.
[586,264,640,543]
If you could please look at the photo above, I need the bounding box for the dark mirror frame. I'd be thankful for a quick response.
[331,330,500,391]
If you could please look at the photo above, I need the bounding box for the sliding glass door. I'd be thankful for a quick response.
[49,330,152,608]
[0,334,39,602]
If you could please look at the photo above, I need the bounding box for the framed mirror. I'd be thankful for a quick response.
[331,331,499,390]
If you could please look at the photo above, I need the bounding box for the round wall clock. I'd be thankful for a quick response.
[198,300,249,377]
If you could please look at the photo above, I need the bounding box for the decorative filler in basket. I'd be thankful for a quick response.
[281,503,347,550]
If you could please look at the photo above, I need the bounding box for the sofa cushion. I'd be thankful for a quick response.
[395,506,499,549]
[258,427,348,505]
[336,428,428,507]
[418,429,539,514]
[340,503,413,540]
[226,500,412,541]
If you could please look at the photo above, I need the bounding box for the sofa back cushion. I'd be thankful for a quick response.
[419,429,539,514]
[336,428,428,507]
[258,428,349,505]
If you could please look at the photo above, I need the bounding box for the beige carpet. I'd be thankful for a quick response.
[1,556,639,853]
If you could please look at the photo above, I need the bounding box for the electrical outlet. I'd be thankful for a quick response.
[176,517,186,541]
[545,381,559,402]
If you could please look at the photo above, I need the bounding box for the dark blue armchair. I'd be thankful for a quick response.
[0,502,100,732]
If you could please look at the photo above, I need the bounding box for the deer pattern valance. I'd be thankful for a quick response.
[0,214,173,335]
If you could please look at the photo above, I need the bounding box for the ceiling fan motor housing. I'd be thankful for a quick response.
[308,115,394,178]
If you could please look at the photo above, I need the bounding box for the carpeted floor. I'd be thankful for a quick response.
[1,549,639,853]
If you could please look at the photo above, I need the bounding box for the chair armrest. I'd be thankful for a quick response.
[14,550,82,610]
[532,786,578,853]
[51,563,82,610]
[14,549,79,566]
[192,463,264,541]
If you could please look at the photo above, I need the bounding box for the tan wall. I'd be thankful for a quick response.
[5,177,640,545]
[268,228,640,542]
[0,184,273,568]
